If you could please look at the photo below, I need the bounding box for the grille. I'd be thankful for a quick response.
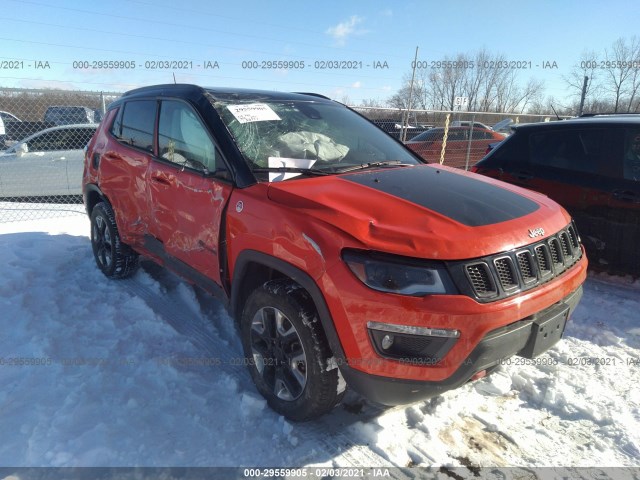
[516,251,536,283]
[568,224,580,249]
[535,245,551,275]
[494,257,518,290]
[559,232,572,257]
[465,263,496,297]
[549,238,562,265]
[460,224,582,301]
[394,335,433,354]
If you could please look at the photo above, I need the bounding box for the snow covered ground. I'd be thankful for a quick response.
[0,212,639,470]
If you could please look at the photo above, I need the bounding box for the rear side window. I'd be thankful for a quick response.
[27,127,95,151]
[529,129,605,174]
[112,100,156,153]
[486,129,527,165]
[624,128,640,181]
[67,128,97,149]
[411,129,442,142]
[27,130,67,151]
[470,129,493,140]
[448,130,466,141]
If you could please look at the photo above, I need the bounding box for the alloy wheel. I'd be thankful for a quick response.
[250,306,307,401]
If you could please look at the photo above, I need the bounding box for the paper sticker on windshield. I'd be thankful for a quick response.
[268,157,316,182]
[227,104,281,124]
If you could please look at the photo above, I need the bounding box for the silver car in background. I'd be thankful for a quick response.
[0,124,97,198]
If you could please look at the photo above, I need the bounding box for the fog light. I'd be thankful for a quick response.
[367,321,459,365]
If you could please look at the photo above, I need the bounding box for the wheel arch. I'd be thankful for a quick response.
[83,184,112,218]
[231,250,347,363]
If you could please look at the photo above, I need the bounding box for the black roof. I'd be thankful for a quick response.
[513,115,640,132]
[119,84,334,104]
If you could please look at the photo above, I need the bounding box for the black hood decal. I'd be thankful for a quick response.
[342,166,539,227]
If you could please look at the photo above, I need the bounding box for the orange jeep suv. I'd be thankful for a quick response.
[83,84,587,421]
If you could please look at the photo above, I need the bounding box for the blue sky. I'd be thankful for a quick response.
[0,0,637,105]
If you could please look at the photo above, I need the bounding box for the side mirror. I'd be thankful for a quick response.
[16,143,28,157]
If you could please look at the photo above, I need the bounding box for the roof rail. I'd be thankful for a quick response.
[579,112,640,117]
[293,92,331,100]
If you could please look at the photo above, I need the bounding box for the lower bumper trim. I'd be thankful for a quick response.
[340,285,583,406]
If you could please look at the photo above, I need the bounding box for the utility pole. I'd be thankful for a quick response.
[402,46,419,142]
[578,76,589,116]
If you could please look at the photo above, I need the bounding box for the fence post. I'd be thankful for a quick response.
[402,46,419,143]
[464,113,476,171]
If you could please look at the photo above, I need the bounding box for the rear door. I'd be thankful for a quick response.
[147,99,233,287]
[490,127,606,208]
[601,127,640,271]
[98,99,156,244]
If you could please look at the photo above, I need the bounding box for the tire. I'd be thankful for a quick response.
[90,201,139,279]
[241,279,343,421]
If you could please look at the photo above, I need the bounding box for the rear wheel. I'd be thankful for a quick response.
[241,279,343,421]
[90,202,139,279]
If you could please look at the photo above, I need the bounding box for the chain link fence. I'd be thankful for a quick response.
[1,86,566,223]
[0,87,121,222]
[352,106,568,170]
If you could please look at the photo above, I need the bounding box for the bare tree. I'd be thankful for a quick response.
[388,72,427,110]
[391,49,546,114]
[602,37,640,112]
[358,98,384,108]
[563,49,603,114]
[623,38,640,112]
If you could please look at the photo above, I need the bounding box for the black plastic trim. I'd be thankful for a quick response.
[230,250,347,363]
[82,183,109,216]
[340,286,583,405]
[447,223,583,303]
[143,235,229,308]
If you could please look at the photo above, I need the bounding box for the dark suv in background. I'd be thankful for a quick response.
[44,106,96,126]
[473,115,640,275]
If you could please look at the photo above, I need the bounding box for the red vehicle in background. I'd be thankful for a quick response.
[405,126,505,169]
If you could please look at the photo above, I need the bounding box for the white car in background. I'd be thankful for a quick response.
[0,124,97,198]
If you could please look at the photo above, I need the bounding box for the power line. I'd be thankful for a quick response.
[7,0,408,60]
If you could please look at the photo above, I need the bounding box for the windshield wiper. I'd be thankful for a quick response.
[253,167,330,176]
[333,160,414,174]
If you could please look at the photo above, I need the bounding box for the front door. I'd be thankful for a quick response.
[147,99,233,287]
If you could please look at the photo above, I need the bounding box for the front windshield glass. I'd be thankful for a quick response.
[212,99,423,181]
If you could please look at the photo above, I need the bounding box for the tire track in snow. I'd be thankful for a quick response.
[121,275,411,475]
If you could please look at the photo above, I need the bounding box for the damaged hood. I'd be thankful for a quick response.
[266,164,572,260]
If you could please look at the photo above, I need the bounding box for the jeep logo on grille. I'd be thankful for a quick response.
[528,227,545,238]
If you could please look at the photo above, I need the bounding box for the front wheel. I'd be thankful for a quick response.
[241,279,343,421]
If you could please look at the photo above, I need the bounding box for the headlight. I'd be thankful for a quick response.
[342,250,458,296]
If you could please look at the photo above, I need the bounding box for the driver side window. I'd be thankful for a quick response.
[158,100,219,172]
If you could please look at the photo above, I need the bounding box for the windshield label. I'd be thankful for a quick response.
[227,103,281,124]
[268,157,316,182]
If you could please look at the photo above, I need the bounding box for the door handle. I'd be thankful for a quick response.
[612,190,640,203]
[514,171,533,181]
[151,174,171,186]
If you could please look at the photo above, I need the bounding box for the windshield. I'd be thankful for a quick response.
[212,99,423,181]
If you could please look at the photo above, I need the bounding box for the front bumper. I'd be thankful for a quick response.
[339,285,582,406]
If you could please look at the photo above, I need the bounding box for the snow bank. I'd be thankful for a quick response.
[0,214,638,468]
